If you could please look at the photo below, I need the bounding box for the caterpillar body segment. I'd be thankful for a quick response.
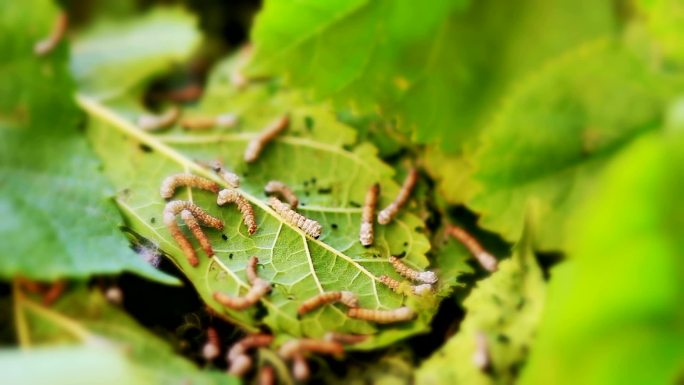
[138,105,181,131]
[377,168,418,224]
[268,197,322,238]
[244,115,289,163]
[445,225,498,272]
[378,275,432,296]
[34,11,68,56]
[347,306,415,324]
[297,291,359,315]
[164,201,224,230]
[359,183,379,246]
[264,180,299,208]
[180,210,214,257]
[217,189,257,234]
[160,174,220,199]
[388,255,438,284]
[213,278,271,310]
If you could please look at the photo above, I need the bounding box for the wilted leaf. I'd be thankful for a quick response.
[416,216,545,385]
[468,40,673,251]
[0,0,174,284]
[520,132,684,385]
[74,54,464,349]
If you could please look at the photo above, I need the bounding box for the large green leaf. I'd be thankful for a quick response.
[519,132,684,385]
[5,287,237,385]
[635,0,684,67]
[247,0,616,151]
[468,40,673,251]
[416,216,545,385]
[0,0,174,283]
[76,54,451,349]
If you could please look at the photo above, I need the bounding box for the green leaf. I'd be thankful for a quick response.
[519,132,684,385]
[422,145,479,206]
[468,40,672,251]
[0,0,175,284]
[247,0,616,151]
[76,55,448,349]
[70,6,201,99]
[416,216,545,385]
[7,287,237,385]
[635,0,684,67]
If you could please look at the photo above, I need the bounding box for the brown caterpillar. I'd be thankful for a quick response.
[160,173,220,199]
[347,306,415,324]
[297,291,359,315]
[258,365,275,385]
[388,255,438,284]
[227,333,274,376]
[42,281,67,306]
[164,201,223,266]
[217,189,257,234]
[473,331,491,371]
[264,180,299,208]
[445,225,498,272]
[245,256,259,285]
[359,183,379,246]
[34,11,68,56]
[324,332,369,345]
[180,210,215,257]
[278,339,345,359]
[213,278,271,310]
[181,113,238,130]
[202,326,221,361]
[201,160,240,188]
[378,275,432,296]
[268,197,322,238]
[378,168,418,225]
[138,105,181,131]
[244,115,290,163]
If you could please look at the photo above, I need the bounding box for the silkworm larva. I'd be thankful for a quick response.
[42,281,66,306]
[388,255,438,284]
[160,173,220,199]
[180,210,214,257]
[244,115,289,163]
[164,201,224,230]
[164,210,198,266]
[278,339,345,359]
[213,278,271,310]
[203,160,240,188]
[347,306,415,324]
[360,183,379,246]
[228,354,252,376]
[292,354,309,381]
[202,327,221,361]
[217,189,257,234]
[297,291,359,315]
[268,197,322,238]
[181,113,238,130]
[138,105,181,131]
[264,180,299,208]
[227,333,274,361]
[324,332,369,345]
[378,275,432,296]
[473,331,491,371]
[377,168,418,225]
[164,201,223,266]
[245,256,259,285]
[105,286,123,305]
[34,11,68,56]
[445,225,498,272]
[258,365,275,385]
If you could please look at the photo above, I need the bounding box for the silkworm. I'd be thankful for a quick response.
[359,183,379,246]
[202,327,221,360]
[181,210,214,257]
[377,168,418,224]
[244,115,289,163]
[264,180,299,208]
[388,255,438,284]
[164,201,223,266]
[297,291,359,315]
[227,333,274,376]
[138,105,181,131]
[217,189,257,234]
[278,339,345,359]
[292,354,309,381]
[378,275,432,296]
[181,113,238,130]
[213,278,271,310]
[202,160,240,188]
[42,281,66,306]
[258,366,275,385]
[34,11,68,56]
[347,306,415,324]
[445,225,498,272]
[160,173,220,199]
[105,286,123,305]
[245,256,259,285]
[324,332,369,345]
[473,331,491,371]
[268,197,322,238]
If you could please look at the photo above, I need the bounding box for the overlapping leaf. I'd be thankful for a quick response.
[0,0,173,283]
[468,40,674,251]
[520,132,684,385]
[416,216,545,385]
[5,287,236,385]
[76,52,450,348]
